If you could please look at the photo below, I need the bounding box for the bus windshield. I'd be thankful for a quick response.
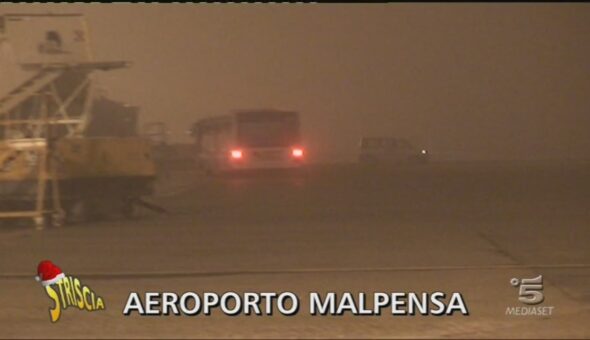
[236,111,300,147]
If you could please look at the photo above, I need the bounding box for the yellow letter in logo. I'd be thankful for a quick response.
[45,285,61,323]
[74,278,84,309]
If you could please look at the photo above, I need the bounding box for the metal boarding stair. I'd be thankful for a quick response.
[0,14,134,229]
[0,59,133,229]
[0,68,74,229]
[0,68,64,116]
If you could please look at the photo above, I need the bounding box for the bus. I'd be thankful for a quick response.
[190,109,305,174]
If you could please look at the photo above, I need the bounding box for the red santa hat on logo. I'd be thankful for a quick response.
[35,260,65,286]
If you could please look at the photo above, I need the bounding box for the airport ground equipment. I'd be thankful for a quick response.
[0,13,156,228]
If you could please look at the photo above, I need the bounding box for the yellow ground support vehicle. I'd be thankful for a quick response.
[0,13,156,228]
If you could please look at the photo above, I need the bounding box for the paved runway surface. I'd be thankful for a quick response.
[0,161,589,338]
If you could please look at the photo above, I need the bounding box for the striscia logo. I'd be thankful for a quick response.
[35,260,105,323]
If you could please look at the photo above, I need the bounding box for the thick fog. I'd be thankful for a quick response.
[1,4,590,161]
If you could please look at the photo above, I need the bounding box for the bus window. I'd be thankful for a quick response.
[236,112,299,148]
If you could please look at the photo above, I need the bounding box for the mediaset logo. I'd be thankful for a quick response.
[35,260,105,323]
[505,275,555,316]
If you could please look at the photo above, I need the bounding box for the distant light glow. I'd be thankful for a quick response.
[421,149,427,154]
[230,149,243,159]
[292,148,304,158]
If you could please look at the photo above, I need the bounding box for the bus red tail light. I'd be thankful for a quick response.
[291,147,304,158]
[230,149,243,160]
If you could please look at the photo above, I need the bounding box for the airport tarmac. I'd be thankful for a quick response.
[0,161,589,338]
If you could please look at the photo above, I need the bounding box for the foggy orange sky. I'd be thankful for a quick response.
[2,4,590,161]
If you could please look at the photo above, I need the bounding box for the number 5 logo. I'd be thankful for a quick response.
[511,275,544,305]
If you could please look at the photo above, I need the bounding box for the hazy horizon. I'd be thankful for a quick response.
[1,4,590,161]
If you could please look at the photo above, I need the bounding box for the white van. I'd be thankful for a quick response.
[358,137,429,164]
